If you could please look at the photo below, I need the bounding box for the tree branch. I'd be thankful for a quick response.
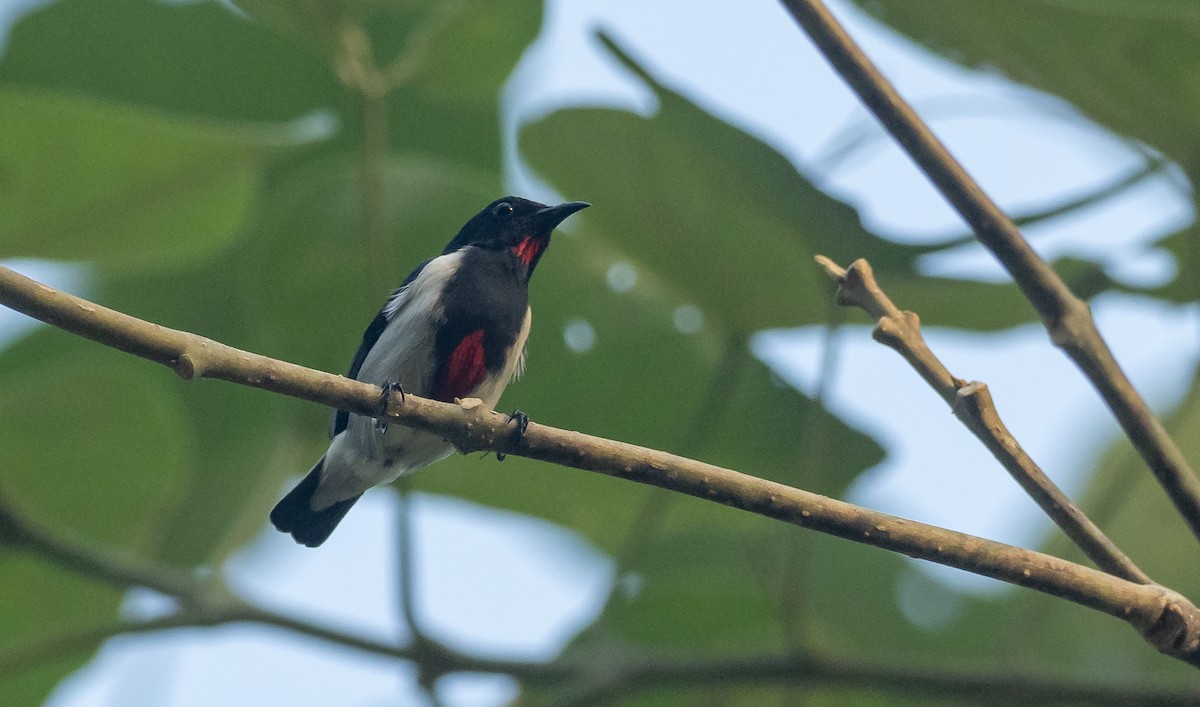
[813,255,1149,584]
[0,485,567,682]
[16,480,1189,707]
[557,649,1200,707]
[779,0,1200,543]
[1,264,1199,665]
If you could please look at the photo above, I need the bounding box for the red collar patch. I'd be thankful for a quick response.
[512,236,542,266]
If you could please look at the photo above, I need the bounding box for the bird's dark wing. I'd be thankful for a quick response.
[330,258,432,438]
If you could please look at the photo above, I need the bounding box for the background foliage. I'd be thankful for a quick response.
[0,0,1198,704]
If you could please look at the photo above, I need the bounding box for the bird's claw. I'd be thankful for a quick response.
[376,380,406,434]
[496,410,529,462]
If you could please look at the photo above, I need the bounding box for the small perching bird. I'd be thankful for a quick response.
[270,197,589,547]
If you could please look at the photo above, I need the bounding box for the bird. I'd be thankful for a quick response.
[270,196,589,547]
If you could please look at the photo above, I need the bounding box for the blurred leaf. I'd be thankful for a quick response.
[0,0,340,122]
[521,35,847,331]
[0,335,190,549]
[0,558,121,706]
[98,256,293,566]
[523,32,1111,333]
[395,0,543,102]
[0,331,193,703]
[0,88,330,272]
[704,356,884,494]
[882,255,1118,331]
[382,0,543,170]
[1137,222,1200,303]
[850,1,1200,179]
[604,521,782,649]
[228,0,352,53]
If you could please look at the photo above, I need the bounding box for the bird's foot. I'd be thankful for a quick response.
[375,380,406,434]
[496,410,529,462]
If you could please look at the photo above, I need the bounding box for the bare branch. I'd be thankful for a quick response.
[814,256,1149,584]
[1,264,1199,665]
[779,0,1200,543]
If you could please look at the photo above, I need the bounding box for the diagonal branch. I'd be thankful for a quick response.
[779,0,1200,543]
[0,264,1199,665]
[813,255,1149,584]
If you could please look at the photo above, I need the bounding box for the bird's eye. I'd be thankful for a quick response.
[493,202,514,218]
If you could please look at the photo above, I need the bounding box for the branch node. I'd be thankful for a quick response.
[1045,298,1094,350]
[1139,589,1200,659]
[871,312,917,349]
[951,381,992,421]
[172,354,197,380]
[457,397,484,410]
[837,258,876,308]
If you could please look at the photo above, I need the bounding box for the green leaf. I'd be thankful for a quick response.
[521,36,849,331]
[0,0,340,122]
[0,336,191,548]
[397,0,543,102]
[522,33,1105,333]
[0,88,331,271]
[227,0,353,53]
[382,0,543,171]
[0,558,121,706]
[850,0,1200,178]
[1136,222,1200,303]
[0,331,193,703]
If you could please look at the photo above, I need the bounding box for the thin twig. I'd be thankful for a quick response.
[0,612,229,679]
[779,0,1200,543]
[814,255,1149,584]
[0,265,1198,665]
[0,486,566,681]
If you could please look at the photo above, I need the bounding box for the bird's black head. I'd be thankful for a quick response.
[444,196,589,276]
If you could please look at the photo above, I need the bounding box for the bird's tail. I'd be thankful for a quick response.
[270,457,361,548]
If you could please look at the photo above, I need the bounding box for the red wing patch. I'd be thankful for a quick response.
[512,236,543,266]
[435,329,487,402]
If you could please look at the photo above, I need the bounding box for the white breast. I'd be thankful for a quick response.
[313,251,465,508]
[358,251,465,392]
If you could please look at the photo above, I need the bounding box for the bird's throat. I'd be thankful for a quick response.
[511,236,543,267]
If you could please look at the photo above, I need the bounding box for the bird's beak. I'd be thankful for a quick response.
[536,201,590,229]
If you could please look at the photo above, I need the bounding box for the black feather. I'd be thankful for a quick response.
[330,259,432,437]
[269,458,362,547]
